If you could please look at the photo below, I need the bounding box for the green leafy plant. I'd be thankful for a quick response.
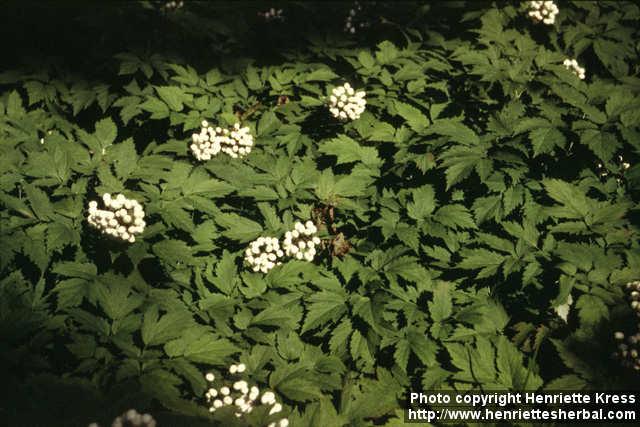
[1,1,639,426]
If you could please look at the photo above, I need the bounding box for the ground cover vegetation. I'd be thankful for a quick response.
[0,1,639,426]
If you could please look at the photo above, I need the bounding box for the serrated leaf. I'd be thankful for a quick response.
[300,95,324,107]
[142,306,194,346]
[522,261,542,285]
[513,117,551,134]
[393,339,410,372]
[276,376,325,402]
[23,183,54,221]
[476,232,514,254]
[580,129,620,163]
[302,290,348,334]
[209,250,238,295]
[165,332,240,364]
[330,167,375,198]
[47,221,80,251]
[257,202,282,232]
[183,169,235,197]
[110,138,138,179]
[429,281,453,322]
[407,329,438,367]
[543,179,590,219]
[550,339,595,381]
[319,135,381,169]
[422,366,450,389]
[155,86,187,112]
[545,374,587,391]
[575,294,608,325]
[54,278,88,308]
[140,97,170,118]
[257,111,281,136]
[350,329,374,370]
[161,205,194,233]
[153,240,193,266]
[305,68,339,81]
[358,51,376,68]
[329,318,352,354]
[53,262,97,279]
[470,336,496,382]
[215,213,263,242]
[407,185,436,221]
[472,195,501,224]
[376,40,398,64]
[439,145,487,190]
[369,122,395,142]
[384,256,431,287]
[434,204,476,229]
[529,127,566,157]
[496,336,523,389]
[6,90,25,117]
[95,117,117,149]
[427,119,479,145]
[96,281,143,320]
[459,248,505,277]
[393,100,429,133]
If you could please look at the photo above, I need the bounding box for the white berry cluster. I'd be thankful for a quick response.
[283,221,321,262]
[163,0,184,10]
[244,221,322,273]
[39,129,53,144]
[612,281,640,370]
[258,8,284,21]
[328,83,366,121]
[527,1,559,25]
[596,155,632,184]
[344,1,365,34]
[87,409,156,427]
[111,409,157,427]
[617,154,632,172]
[562,58,586,80]
[190,120,254,161]
[244,237,284,273]
[625,281,640,317]
[204,366,289,427]
[87,194,146,243]
[614,331,640,371]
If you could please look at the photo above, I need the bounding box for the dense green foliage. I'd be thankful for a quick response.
[1,1,639,426]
